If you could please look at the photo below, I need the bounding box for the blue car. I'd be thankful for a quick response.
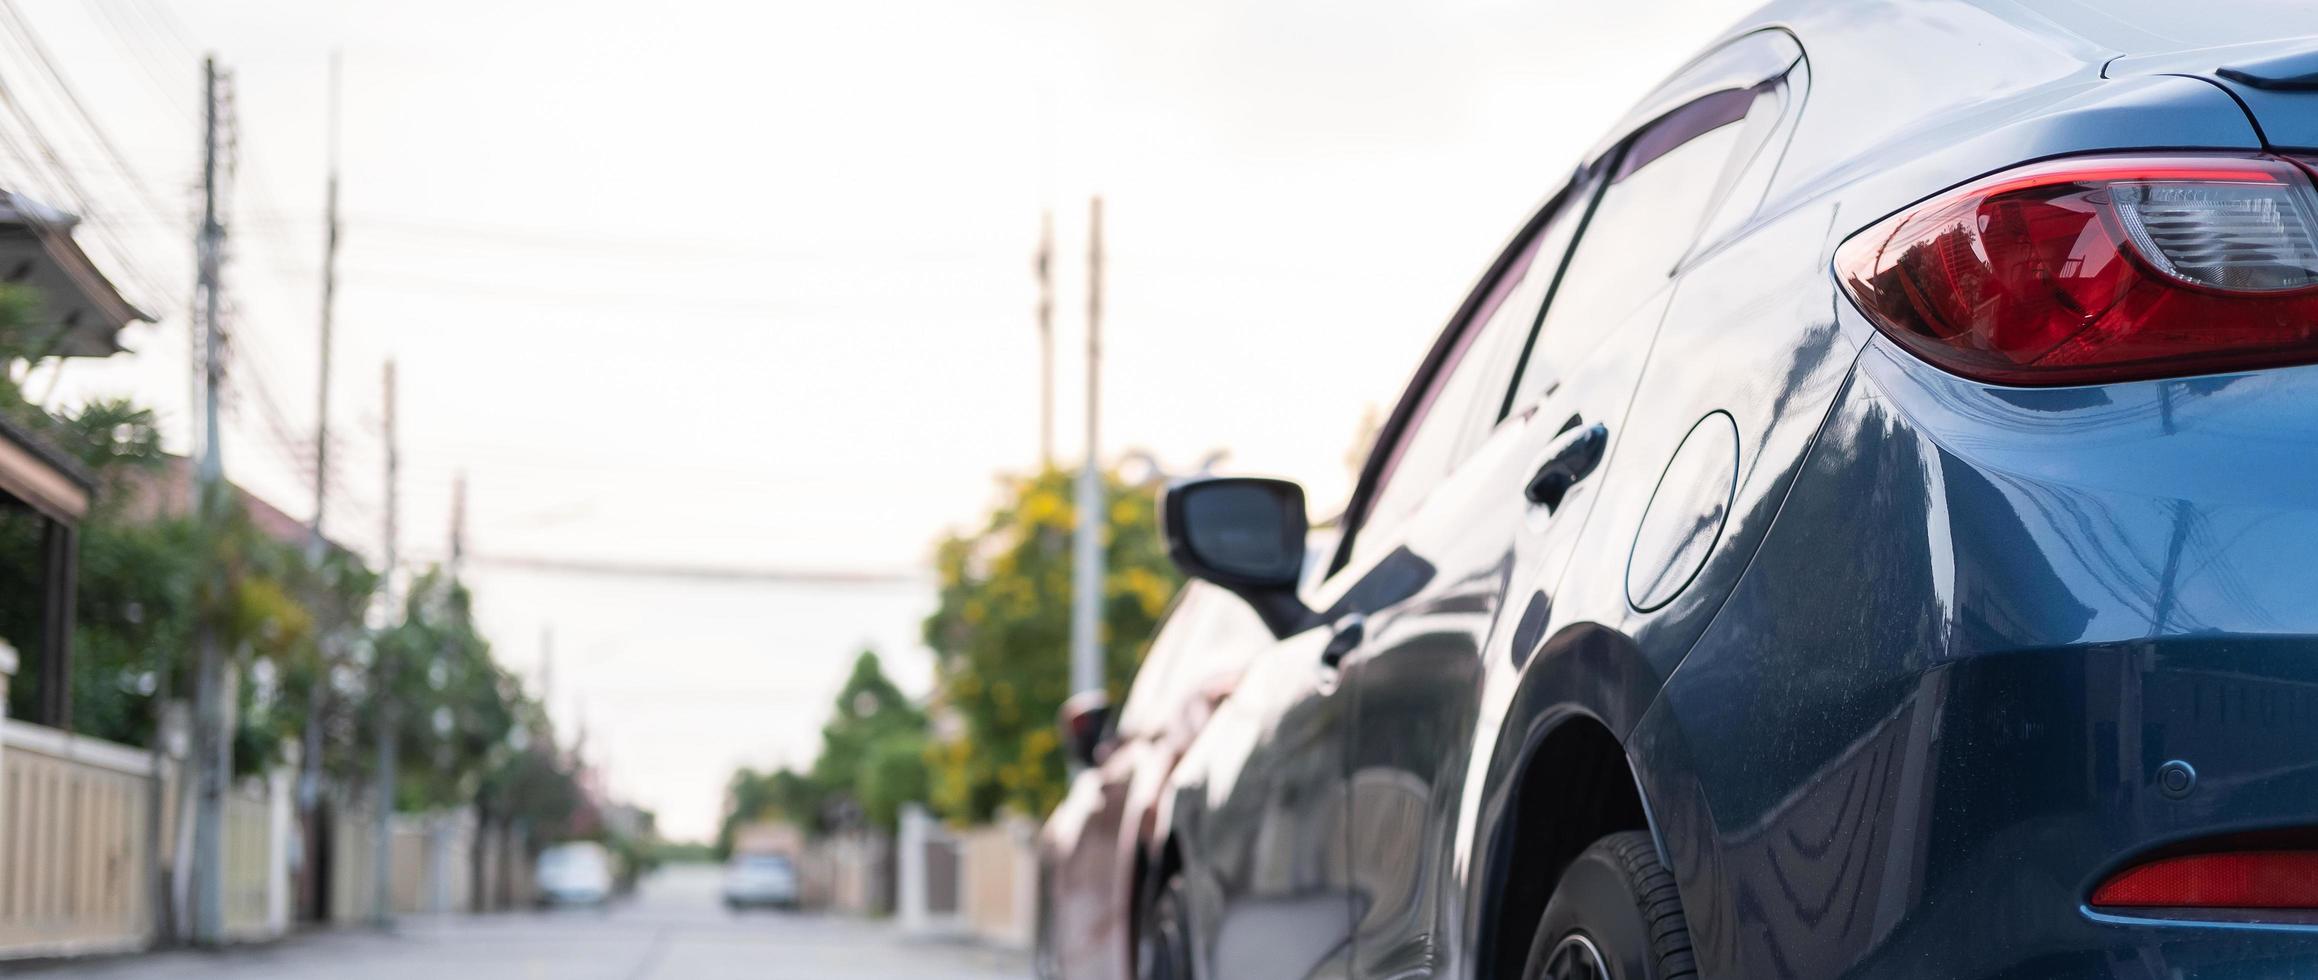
[1139,2,2318,978]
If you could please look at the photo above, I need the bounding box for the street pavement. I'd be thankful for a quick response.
[17,865,1031,980]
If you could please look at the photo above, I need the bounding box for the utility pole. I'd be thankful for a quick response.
[539,626,554,742]
[309,51,342,563]
[444,471,470,917]
[372,359,399,928]
[296,52,344,919]
[308,53,342,562]
[450,472,466,580]
[1069,197,1104,702]
[189,54,230,948]
[1036,210,1054,470]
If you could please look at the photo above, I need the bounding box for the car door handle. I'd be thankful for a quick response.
[1319,614,1365,669]
[1525,422,1609,511]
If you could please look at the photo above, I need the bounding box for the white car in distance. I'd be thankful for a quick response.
[721,853,800,910]
[535,841,616,907]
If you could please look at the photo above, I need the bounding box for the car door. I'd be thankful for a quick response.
[1168,613,1352,980]
[1171,201,1580,980]
[1332,64,1804,978]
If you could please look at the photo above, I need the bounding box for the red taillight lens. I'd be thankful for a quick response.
[2091,851,2318,909]
[1836,154,2318,386]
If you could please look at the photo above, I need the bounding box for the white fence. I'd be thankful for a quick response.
[0,654,476,961]
[0,718,158,959]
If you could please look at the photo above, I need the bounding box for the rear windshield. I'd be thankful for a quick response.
[539,844,610,873]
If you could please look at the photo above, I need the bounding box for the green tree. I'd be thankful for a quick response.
[921,465,1178,822]
[809,650,929,831]
[0,284,573,850]
[0,396,351,775]
[370,568,519,809]
[811,651,922,787]
[717,650,933,851]
[718,767,827,857]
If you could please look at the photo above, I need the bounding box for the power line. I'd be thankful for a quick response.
[71,0,332,472]
[0,0,181,231]
[85,0,197,118]
[461,553,928,587]
[0,23,178,310]
[2,3,384,578]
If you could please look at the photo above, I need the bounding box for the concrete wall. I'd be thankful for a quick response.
[958,816,1037,950]
[328,794,384,925]
[801,830,892,917]
[895,805,1037,951]
[391,810,475,916]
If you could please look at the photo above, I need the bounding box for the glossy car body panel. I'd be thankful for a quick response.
[1164,624,1354,978]
[1624,410,1738,613]
[1143,2,2318,978]
[1647,337,2318,976]
[1040,583,1268,980]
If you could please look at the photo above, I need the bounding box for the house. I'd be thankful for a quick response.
[0,189,149,730]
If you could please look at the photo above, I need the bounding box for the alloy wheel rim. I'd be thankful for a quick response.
[1542,932,1609,980]
[1139,894,1189,980]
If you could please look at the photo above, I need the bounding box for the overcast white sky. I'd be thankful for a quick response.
[16,0,1755,840]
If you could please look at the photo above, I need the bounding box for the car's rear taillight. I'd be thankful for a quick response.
[2091,851,2318,910]
[1835,154,2318,386]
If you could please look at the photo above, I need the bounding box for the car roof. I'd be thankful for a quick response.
[2009,0,2314,56]
[1730,0,2305,63]
[1622,0,2292,216]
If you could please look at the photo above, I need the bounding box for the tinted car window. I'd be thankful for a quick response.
[1507,90,1766,410]
[1357,216,1566,551]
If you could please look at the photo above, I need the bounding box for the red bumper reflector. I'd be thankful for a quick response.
[2092,851,2318,909]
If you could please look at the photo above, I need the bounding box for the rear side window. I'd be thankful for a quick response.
[1358,235,1546,545]
[1354,187,1591,553]
[1506,86,1778,410]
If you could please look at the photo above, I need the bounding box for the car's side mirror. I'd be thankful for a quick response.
[1058,690,1112,769]
[1161,476,1318,638]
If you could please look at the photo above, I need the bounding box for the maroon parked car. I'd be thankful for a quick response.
[1036,580,1269,980]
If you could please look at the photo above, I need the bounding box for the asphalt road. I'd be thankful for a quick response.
[22,865,1031,980]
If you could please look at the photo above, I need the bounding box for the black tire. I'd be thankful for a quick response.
[1522,831,1695,980]
[1137,872,1195,980]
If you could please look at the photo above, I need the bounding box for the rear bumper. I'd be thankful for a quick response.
[722,890,798,907]
[538,887,611,906]
[1641,344,2318,977]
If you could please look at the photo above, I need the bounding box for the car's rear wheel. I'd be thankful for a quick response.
[1137,871,1194,980]
[1522,831,1695,980]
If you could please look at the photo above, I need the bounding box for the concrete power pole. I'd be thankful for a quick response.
[295,53,344,916]
[188,55,231,948]
[372,359,399,927]
[308,51,342,570]
[1036,210,1054,470]
[1069,197,1104,702]
[450,472,466,580]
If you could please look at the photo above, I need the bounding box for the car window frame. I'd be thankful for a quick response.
[1324,174,1595,579]
[1115,584,1198,738]
[1324,32,1807,582]
[1496,86,1770,418]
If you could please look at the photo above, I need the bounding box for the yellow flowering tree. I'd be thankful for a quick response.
[922,465,1179,821]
